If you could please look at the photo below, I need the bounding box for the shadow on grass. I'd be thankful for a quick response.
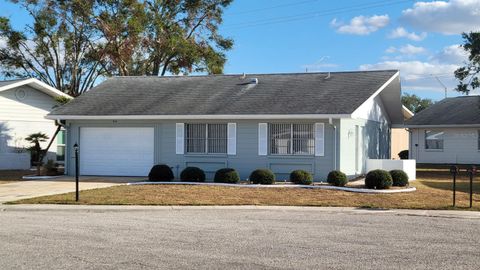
[420,180,480,194]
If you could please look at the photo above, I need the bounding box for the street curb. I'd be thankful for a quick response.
[1,204,479,219]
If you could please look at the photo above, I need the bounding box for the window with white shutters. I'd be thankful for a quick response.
[185,123,227,154]
[269,123,315,155]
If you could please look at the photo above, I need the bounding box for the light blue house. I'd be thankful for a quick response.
[47,70,404,181]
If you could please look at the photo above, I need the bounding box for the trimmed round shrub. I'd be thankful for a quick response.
[390,170,409,187]
[180,167,206,182]
[327,170,348,187]
[398,150,409,160]
[365,169,393,189]
[290,170,313,185]
[148,164,174,182]
[249,169,275,185]
[214,168,240,184]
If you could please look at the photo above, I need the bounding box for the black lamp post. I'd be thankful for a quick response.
[467,165,476,208]
[73,143,79,202]
[450,165,458,207]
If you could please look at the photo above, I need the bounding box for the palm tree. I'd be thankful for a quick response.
[25,132,49,175]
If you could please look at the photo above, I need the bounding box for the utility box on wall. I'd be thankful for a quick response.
[366,159,416,180]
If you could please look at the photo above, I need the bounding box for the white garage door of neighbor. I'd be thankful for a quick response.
[80,127,154,176]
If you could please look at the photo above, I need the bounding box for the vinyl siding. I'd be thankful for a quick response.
[338,118,390,177]
[0,85,59,159]
[410,128,480,164]
[65,119,338,181]
[340,94,391,177]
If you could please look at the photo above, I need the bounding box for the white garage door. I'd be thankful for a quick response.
[80,127,154,176]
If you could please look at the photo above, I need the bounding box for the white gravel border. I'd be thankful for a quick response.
[22,175,64,180]
[127,181,416,194]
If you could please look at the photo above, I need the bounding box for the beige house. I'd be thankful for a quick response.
[391,105,413,159]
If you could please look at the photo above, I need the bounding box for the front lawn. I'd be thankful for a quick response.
[0,170,32,184]
[10,168,480,210]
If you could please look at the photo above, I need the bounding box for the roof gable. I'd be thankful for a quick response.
[0,78,71,99]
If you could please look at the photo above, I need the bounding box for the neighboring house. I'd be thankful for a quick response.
[47,70,404,180]
[390,105,414,159]
[405,96,480,164]
[0,78,71,170]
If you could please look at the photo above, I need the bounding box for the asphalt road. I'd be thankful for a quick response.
[0,207,479,270]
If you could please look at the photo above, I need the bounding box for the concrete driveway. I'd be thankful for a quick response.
[0,176,142,203]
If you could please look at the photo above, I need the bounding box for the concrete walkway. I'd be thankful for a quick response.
[0,176,144,203]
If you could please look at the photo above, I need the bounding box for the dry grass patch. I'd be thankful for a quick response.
[11,169,480,210]
[0,170,32,184]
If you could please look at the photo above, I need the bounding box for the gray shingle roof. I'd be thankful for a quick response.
[49,70,398,116]
[405,96,480,126]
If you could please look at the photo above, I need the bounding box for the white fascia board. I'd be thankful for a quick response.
[350,71,400,119]
[402,105,414,118]
[0,78,72,98]
[405,124,480,128]
[45,114,352,120]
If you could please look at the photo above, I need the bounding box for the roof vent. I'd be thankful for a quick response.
[324,72,331,80]
[250,78,258,84]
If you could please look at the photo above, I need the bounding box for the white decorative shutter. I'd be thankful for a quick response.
[258,123,268,156]
[227,123,237,155]
[315,123,324,156]
[175,123,184,154]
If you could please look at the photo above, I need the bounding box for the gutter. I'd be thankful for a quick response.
[404,124,480,128]
[45,114,353,120]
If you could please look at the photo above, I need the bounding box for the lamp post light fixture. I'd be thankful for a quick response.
[73,143,79,202]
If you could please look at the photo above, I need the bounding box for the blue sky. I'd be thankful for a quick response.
[1,0,479,101]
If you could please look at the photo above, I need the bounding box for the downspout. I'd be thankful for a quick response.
[329,118,337,171]
[406,128,412,159]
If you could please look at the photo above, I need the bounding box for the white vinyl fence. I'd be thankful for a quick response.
[366,159,416,180]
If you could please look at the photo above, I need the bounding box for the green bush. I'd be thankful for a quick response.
[398,150,409,160]
[289,170,313,185]
[180,167,206,182]
[390,170,409,187]
[249,169,275,185]
[327,170,348,186]
[214,168,240,184]
[365,169,393,189]
[148,164,174,182]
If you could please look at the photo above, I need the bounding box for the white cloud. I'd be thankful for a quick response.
[401,0,480,35]
[430,44,468,64]
[359,45,469,93]
[388,27,427,41]
[330,15,390,35]
[386,44,427,55]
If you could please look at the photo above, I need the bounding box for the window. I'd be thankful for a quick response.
[269,123,315,155]
[56,129,66,162]
[425,130,444,150]
[185,124,227,154]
